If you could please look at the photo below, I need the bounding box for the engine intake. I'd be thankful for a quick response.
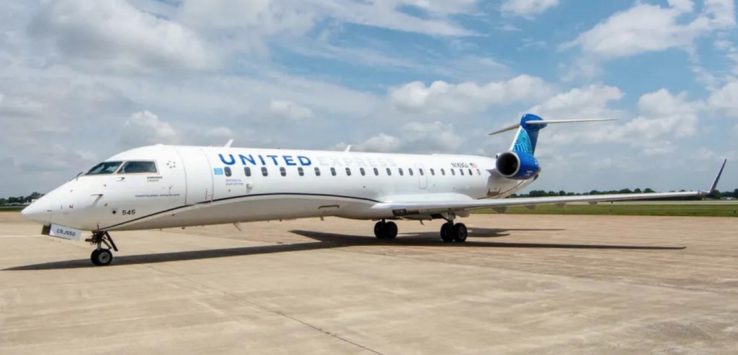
[495,151,540,180]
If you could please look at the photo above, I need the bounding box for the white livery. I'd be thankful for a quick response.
[22,114,726,266]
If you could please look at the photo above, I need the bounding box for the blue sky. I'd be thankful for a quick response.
[0,0,736,196]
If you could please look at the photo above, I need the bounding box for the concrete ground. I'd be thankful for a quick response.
[1,213,737,354]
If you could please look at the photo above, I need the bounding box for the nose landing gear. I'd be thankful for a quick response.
[86,231,118,266]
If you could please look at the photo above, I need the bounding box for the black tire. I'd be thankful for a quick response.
[453,223,468,243]
[90,249,101,266]
[384,221,398,239]
[91,249,113,266]
[374,221,386,239]
[440,222,454,243]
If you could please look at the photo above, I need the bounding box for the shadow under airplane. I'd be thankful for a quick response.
[4,228,685,271]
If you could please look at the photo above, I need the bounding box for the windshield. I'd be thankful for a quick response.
[86,161,123,175]
[120,161,157,174]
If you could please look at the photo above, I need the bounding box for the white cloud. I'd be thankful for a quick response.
[528,85,623,119]
[501,0,559,18]
[567,0,736,59]
[120,111,178,147]
[269,99,314,121]
[355,121,463,153]
[707,80,738,118]
[389,75,554,114]
[535,88,701,157]
[30,0,217,72]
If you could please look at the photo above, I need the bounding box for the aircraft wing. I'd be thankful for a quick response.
[375,159,726,216]
[375,190,702,215]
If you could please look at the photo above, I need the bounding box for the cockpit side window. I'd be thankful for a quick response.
[86,161,123,175]
[120,161,158,174]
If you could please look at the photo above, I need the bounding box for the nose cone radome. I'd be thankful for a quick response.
[21,193,54,224]
[21,196,53,224]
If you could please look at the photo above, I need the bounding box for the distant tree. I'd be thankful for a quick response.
[634,188,642,193]
[644,188,655,193]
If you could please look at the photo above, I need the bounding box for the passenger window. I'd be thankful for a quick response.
[298,167,304,176]
[86,161,123,175]
[441,168,446,176]
[468,168,473,176]
[373,168,379,176]
[315,167,321,176]
[430,168,435,176]
[345,167,352,176]
[419,169,424,176]
[244,167,251,177]
[360,168,366,176]
[331,167,336,176]
[119,161,157,174]
[280,167,286,176]
[451,169,456,176]
[409,168,414,176]
[460,169,464,176]
[399,168,404,176]
[261,167,268,176]
[224,167,232,177]
[386,168,392,176]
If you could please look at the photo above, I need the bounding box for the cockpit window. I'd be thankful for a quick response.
[120,161,158,174]
[86,161,123,175]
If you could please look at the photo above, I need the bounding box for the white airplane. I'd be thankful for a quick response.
[22,114,726,266]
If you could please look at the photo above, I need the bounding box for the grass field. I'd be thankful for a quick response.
[475,203,738,217]
[0,206,24,212]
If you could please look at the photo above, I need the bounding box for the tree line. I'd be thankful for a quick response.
[0,192,44,205]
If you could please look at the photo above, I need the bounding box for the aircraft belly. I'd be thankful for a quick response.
[111,194,379,230]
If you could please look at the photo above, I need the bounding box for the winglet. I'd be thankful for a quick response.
[707,158,727,194]
[224,139,234,148]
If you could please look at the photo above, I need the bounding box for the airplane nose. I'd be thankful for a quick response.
[21,198,52,223]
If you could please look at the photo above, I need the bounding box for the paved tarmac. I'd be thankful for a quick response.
[1,212,737,354]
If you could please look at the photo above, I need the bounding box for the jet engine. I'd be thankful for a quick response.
[495,151,540,180]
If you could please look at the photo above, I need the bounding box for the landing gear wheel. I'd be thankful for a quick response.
[91,249,113,266]
[440,222,454,243]
[374,221,386,239]
[384,221,398,239]
[374,221,398,239]
[86,231,118,266]
[452,223,467,243]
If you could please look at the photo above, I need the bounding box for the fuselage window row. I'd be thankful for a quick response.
[238,165,481,179]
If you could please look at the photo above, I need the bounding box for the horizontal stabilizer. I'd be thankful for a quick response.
[489,117,614,136]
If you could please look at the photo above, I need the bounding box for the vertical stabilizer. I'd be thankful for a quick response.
[510,114,546,155]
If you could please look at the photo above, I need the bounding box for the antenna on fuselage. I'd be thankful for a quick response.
[224,139,234,148]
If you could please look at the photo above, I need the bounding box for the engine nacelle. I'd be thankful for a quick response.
[495,151,540,180]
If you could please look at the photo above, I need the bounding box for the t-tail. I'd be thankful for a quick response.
[490,113,613,180]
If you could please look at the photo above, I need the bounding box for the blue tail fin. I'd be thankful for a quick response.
[511,114,546,155]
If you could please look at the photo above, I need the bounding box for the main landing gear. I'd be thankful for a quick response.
[373,219,468,243]
[440,221,467,243]
[85,231,118,266]
[374,220,398,239]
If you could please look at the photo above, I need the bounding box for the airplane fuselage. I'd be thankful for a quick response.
[23,145,532,232]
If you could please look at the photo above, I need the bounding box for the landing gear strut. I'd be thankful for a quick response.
[374,220,398,239]
[440,221,467,243]
[86,231,118,266]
